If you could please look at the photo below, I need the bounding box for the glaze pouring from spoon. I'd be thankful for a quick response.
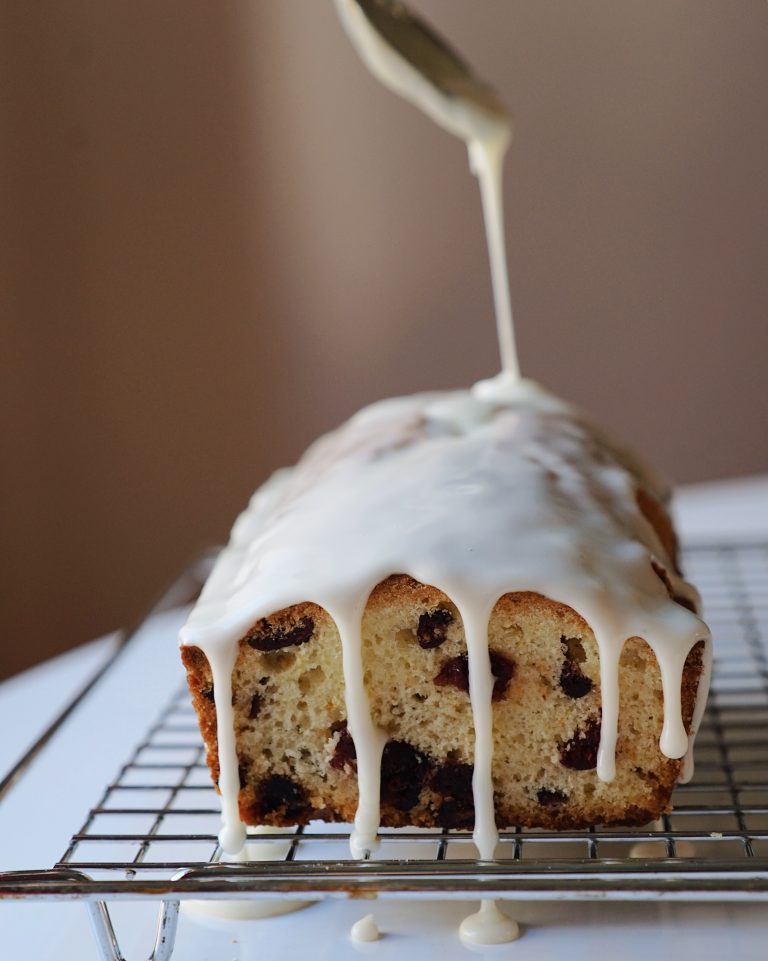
[334,0,520,384]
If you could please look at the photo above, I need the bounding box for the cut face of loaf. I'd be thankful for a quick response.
[180,385,711,841]
[182,575,704,830]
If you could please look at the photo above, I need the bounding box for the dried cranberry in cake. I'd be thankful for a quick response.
[559,635,593,699]
[559,662,592,699]
[201,686,215,703]
[434,650,515,701]
[489,650,515,701]
[255,774,309,820]
[249,692,263,719]
[434,654,469,693]
[559,716,601,771]
[536,787,567,806]
[431,761,475,828]
[245,616,315,652]
[431,761,473,796]
[416,608,454,649]
[330,723,357,772]
[381,741,430,811]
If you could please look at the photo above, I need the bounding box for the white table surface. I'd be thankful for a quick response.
[2,475,767,961]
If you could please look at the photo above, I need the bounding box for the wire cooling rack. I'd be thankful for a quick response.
[1,543,768,960]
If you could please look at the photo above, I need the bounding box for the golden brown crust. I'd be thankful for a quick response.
[636,487,681,573]
[180,645,220,785]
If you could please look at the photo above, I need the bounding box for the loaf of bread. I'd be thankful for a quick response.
[180,381,710,856]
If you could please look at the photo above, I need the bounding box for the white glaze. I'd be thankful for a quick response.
[458,899,520,945]
[208,642,246,855]
[350,913,381,942]
[468,137,519,381]
[184,831,312,919]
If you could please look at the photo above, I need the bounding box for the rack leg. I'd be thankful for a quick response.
[87,899,180,961]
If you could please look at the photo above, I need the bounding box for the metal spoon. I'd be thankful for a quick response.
[335,0,510,137]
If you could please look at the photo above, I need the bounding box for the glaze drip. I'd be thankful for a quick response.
[350,913,381,942]
[459,899,520,945]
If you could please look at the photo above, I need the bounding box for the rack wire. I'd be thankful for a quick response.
[2,543,768,960]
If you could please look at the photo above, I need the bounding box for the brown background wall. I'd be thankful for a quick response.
[3,1,767,680]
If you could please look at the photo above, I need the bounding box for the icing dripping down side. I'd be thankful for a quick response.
[334,605,387,860]
[209,643,246,855]
[462,603,500,861]
[179,381,712,868]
